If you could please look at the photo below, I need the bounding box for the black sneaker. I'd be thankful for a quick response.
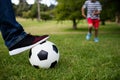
[9,34,49,55]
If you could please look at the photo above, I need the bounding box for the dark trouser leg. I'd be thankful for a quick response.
[0,0,27,49]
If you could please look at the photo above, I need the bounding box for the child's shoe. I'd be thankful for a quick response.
[86,33,91,40]
[94,38,99,42]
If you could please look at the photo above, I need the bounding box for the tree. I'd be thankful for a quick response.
[54,0,84,29]
[13,0,30,17]
[100,0,120,24]
[22,3,52,20]
[37,0,41,21]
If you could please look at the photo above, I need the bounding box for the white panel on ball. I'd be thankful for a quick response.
[29,41,60,69]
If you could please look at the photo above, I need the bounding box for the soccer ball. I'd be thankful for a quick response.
[29,41,60,69]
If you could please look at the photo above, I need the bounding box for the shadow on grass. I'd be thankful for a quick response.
[64,27,88,32]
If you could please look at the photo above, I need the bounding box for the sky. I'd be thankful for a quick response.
[11,0,57,7]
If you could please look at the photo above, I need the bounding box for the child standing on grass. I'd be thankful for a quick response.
[0,0,49,56]
[81,0,102,42]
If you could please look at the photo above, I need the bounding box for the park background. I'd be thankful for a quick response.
[0,0,120,80]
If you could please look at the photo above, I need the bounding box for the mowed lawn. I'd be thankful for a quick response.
[0,18,120,80]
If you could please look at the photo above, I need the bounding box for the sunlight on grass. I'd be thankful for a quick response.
[17,18,88,35]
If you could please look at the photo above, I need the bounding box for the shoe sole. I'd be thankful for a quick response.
[9,36,49,56]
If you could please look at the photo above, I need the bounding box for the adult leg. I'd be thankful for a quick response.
[0,0,27,48]
[0,0,49,55]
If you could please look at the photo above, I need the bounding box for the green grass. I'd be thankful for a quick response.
[0,18,120,80]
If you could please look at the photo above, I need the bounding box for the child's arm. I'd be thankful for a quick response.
[81,7,87,18]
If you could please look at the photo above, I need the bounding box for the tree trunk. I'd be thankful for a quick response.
[101,19,105,25]
[115,12,120,24]
[72,19,77,30]
[37,0,41,21]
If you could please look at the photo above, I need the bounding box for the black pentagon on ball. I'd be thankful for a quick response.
[37,50,48,60]
[52,45,58,53]
[33,65,39,69]
[50,61,57,68]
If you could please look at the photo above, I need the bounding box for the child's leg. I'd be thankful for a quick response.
[93,19,100,42]
[95,28,98,38]
[87,18,93,34]
[93,19,100,38]
[86,18,93,40]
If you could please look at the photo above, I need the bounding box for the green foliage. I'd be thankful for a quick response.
[41,12,52,21]
[100,0,120,22]
[29,3,38,19]
[22,10,31,18]
[54,0,84,20]
[13,2,55,20]
[12,0,30,16]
